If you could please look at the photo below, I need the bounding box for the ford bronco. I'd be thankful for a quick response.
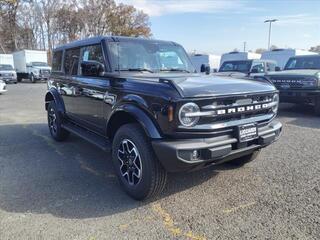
[45,36,282,200]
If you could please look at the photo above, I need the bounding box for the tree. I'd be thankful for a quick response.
[255,48,267,54]
[309,45,320,53]
[0,0,152,55]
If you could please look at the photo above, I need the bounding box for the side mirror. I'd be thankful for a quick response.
[250,68,259,74]
[275,66,281,71]
[213,69,217,73]
[81,61,105,77]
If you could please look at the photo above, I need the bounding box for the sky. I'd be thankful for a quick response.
[116,0,320,55]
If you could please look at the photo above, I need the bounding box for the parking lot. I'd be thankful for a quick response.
[0,83,319,240]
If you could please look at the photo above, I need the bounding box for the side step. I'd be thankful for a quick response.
[62,122,112,152]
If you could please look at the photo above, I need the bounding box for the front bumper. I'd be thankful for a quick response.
[0,77,17,83]
[279,89,320,104]
[152,120,282,172]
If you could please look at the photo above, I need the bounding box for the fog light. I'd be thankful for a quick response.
[191,150,200,161]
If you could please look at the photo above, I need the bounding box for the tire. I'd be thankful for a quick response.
[47,101,69,141]
[315,97,320,116]
[30,73,36,83]
[227,150,260,167]
[112,123,167,200]
[17,76,22,82]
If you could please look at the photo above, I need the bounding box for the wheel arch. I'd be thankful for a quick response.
[107,105,162,140]
[45,88,65,113]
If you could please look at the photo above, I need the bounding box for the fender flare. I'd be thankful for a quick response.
[108,104,162,139]
[45,88,66,113]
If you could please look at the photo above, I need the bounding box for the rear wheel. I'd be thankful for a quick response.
[227,150,260,167]
[47,101,69,141]
[112,123,167,200]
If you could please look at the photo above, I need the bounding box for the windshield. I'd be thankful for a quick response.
[284,56,320,70]
[31,62,48,67]
[0,64,13,71]
[108,41,195,73]
[219,60,252,73]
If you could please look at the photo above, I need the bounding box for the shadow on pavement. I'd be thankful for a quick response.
[0,123,219,219]
[278,103,320,129]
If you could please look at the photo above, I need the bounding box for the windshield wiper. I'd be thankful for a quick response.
[160,68,190,73]
[120,68,154,73]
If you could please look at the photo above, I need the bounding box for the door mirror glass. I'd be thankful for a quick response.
[81,61,105,77]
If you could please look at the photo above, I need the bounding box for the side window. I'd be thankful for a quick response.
[52,51,63,71]
[251,62,265,73]
[81,45,104,64]
[64,48,80,75]
[266,62,276,71]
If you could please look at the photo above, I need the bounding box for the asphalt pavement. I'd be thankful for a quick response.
[0,83,319,240]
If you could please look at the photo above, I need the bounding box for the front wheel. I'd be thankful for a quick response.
[112,124,167,200]
[227,150,261,167]
[30,73,36,83]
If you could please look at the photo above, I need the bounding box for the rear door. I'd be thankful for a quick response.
[71,43,111,134]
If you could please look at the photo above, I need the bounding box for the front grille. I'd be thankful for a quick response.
[269,76,317,89]
[198,93,275,125]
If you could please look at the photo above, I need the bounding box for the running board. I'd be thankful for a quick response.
[62,122,111,152]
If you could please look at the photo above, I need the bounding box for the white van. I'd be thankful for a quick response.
[13,50,51,83]
[0,54,17,84]
[220,51,261,66]
[261,49,318,70]
[189,53,221,73]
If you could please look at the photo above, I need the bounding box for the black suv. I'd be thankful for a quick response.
[45,36,282,200]
[266,55,320,115]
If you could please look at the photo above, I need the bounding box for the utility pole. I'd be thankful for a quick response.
[264,19,278,50]
[243,41,246,52]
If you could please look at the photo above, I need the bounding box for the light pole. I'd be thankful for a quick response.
[264,19,278,50]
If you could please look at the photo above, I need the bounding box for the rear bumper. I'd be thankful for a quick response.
[279,89,320,104]
[152,120,282,172]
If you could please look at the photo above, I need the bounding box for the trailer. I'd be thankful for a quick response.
[220,51,261,66]
[13,50,51,83]
[261,49,318,70]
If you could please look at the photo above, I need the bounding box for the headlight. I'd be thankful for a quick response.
[178,103,200,127]
[272,93,279,113]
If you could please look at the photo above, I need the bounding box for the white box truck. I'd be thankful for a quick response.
[0,54,17,84]
[13,50,51,83]
[220,51,261,66]
[189,53,221,73]
[261,49,318,70]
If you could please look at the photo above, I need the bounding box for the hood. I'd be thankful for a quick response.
[168,74,276,98]
[214,72,248,78]
[267,69,320,77]
[0,70,16,75]
[33,66,51,70]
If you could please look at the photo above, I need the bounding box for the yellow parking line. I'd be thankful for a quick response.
[223,202,256,214]
[152,203,206,240]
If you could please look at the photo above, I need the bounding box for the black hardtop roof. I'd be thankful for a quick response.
[53,36,178,52]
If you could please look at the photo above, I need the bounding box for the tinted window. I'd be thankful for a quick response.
[219,60,252,73]
[64,48,80,75]
[52,51,63,71]
[285,56,320,70]
[81,44,104,64]
[108,41,195,73]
